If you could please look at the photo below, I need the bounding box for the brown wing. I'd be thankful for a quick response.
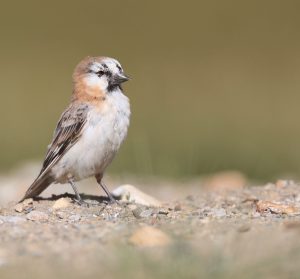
[21,102,89,201]
[39,102,89,175]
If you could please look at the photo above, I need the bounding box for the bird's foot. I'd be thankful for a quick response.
[74,198,90,207]
[106,194,120,205]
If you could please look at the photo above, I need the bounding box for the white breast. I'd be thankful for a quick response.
[52,89,130,183]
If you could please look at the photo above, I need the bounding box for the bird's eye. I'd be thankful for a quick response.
[96,70,105,77]
[116,64,122,71]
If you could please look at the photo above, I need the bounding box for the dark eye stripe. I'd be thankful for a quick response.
[116,65,122,71]
[96,70,105,77]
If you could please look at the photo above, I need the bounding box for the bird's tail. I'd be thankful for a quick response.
[20,174,53,202]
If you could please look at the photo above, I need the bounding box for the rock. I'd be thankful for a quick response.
[14,203,24,213]
[204,171,246,191]
[26,211,49,222]
[55,211,67,219]
[129,226,172,247]
[174,204,182,211]
[158,208,169,215]
[0,216,26,224]
[52,198,72,210]
[22,198,33,206]
[132,208,153,219]
[212,208,226,218]
[112,185,162,207]
[127,204,138,211]
[237,225,251,233]
[132,207,144,218]
[68,214,81,222]
[256,200,300,215]
[275,180,294,188]
[251,212,261,218]
[15,198,35,213]
[284,221,300,230]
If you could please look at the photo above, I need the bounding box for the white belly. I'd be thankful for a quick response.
[51,91,130,183]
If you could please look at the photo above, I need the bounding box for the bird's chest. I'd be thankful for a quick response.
[85,109,129,154]
[53,92,130,182]
[86,93,130,151]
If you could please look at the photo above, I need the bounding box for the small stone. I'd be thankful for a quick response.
[0,216,26,224]
[26,211,49,222]
[251,212,261,218]
[204,171,246,191]
[22,198,33,206]
[275,180,289,188]
[132,207,145,219]
[127,204,138,211]
[56,211,67,219]
[68,214,81,222]
[139,209,153,218]
[112,185,162,207]
[129,226,172,247]
[284,221,300,229]
[237,225,251,233]
[52,198,71,210]
[158,208,169,215]
[174,204,182,211]
[14,203,24,213]
[212,208,226,218]
[256,200,300,215]
[186,195,194,201]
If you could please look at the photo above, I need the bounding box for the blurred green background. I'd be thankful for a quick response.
[1,0,300,181]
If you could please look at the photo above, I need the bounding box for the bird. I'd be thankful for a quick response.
[20,56,131,204]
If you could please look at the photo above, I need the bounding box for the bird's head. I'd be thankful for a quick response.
[73,56,130,100]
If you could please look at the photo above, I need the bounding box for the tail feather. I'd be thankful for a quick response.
[20,174,53,202]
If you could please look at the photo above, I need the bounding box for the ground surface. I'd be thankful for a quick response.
[0,165,300,279]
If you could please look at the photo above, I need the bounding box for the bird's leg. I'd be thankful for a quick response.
[69,179,88,206]
[95,174,117,204]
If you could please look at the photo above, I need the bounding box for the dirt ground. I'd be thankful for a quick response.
[0,165,300,279]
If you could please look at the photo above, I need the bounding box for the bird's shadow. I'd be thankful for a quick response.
[33,192,111,204]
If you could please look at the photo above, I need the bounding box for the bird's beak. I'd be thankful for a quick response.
[111,72,130,86]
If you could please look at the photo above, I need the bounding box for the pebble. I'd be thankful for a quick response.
[256,200,300,215]
[174,204,182,211]
[0,216,26,224]
[68,214,81,222]
[22,198,33,206]
[112,185,162,207]
[251,212,261,218]
[212,208,226,218]
[52,198,72,210]
[237,225,251,233]
[139,209,154,218]
[26,211,49,222]
[132,207,153,218]
[14,203,24,213]
[132,207,143,218]
[55,211,67,219]
[129,226,172,247]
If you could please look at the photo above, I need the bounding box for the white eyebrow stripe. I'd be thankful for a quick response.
[89,63,102,73]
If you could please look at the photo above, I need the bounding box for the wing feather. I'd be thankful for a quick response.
[39,102,89,176]
[21,102,90,201]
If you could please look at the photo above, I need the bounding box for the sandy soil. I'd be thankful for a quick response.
[0,165,300,279]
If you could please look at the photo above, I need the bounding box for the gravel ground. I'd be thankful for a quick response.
[0,165,300,279]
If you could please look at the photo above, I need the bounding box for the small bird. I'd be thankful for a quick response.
[21,56,131,204]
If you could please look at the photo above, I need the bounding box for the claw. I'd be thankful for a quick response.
[74,198,90,207]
